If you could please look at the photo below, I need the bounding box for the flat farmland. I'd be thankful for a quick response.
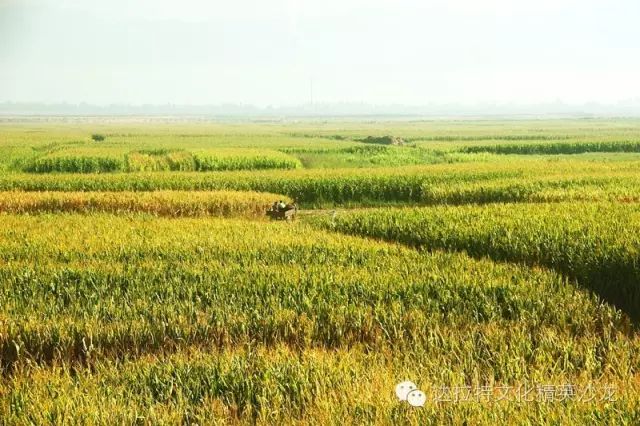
[1,118,640,424]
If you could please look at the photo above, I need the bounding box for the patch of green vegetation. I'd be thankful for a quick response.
[288,145,452,168]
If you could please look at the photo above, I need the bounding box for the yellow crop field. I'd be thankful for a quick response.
[0,190,289,217]
[1,119,640,424]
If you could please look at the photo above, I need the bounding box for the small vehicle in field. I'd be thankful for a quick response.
[266,202,297,221]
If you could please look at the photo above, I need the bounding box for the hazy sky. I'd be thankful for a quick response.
[2,0,640,106]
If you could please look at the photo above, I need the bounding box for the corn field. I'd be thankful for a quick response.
[310,202,640,320]
[461,140,640,155]
[0,190,288,217]
[1,120,640,424]
[0,214,638,423]
[2,163,640,207]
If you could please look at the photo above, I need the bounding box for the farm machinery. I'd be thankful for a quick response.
[266,201,297,221]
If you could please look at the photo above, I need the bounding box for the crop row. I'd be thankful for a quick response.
[18,148,302,173]
[125,149,195,172]
[22,154,124,173]
[0,190,288,217]
[2,346,638,424]
[419,176,640,204]
[310,202,640,320]
[2,167,640,207]
[0,214,633,374]
[460,140,640,155]
[0,167,524,205]
[192,149,302,171]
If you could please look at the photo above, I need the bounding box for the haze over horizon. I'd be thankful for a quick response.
[2,0,640,109]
